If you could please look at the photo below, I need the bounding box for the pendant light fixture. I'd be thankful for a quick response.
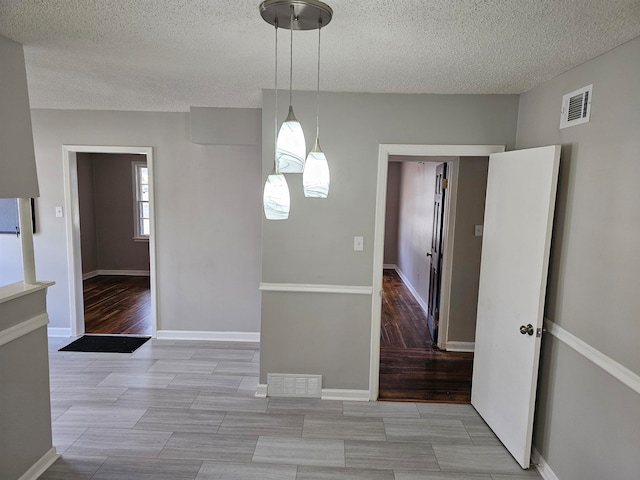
[303,19,330,198]
[260,0,333,175]
[263,22,291,220]
[275,6,306,173]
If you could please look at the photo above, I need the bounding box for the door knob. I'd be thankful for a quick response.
[519,324,534,336]
[426,252,433,257]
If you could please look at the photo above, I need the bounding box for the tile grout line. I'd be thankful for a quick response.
[430,442,443,472]
[87,454,110,480]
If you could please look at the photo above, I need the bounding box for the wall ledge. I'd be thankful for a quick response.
[260,282,373,295]
[16,447,59,480]
[545,318,640,396]
[0,281,54,305]
[156,330,259,343]
[0,313,49,347]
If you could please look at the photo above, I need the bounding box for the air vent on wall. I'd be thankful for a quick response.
[267,373,322,398]
[560,84,592,129]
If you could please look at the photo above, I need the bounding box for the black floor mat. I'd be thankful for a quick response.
[59,335,150,353]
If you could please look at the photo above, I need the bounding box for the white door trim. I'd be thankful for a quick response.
[62,145,158,338]
[370,144,505,400]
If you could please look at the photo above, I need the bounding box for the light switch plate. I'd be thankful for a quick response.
[55,206,64,218]
[354,236,364,251]
[474,225,483,236]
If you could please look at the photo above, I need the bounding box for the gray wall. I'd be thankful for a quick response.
[516,36,640,479]
[447,156,488,343]
[397,161,437,306]
[0,232,23,285]
[78,153,150,274]
[10,110,262,334]
[383,162,401,265]
[260,91,520,388]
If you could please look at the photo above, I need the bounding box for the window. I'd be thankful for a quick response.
[132,162,150,239]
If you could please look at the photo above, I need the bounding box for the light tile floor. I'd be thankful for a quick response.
[43,337,540,479]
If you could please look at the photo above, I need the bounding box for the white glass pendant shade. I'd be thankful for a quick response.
[276,106,306,173]
[303,138,330,198]
[263,172,290,220]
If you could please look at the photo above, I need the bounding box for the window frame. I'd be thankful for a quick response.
[132,161,150,241]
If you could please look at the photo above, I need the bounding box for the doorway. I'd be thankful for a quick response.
[380,157,475,402]
[370,144,505,400]
[76,152,151,335]
[379,267,474,402]
[63,145,158,337]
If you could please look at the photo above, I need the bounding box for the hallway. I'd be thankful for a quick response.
[379,269,473,403]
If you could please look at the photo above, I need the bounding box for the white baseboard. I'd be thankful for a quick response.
[83,269,150,280]
[446,341,475,352]
[321,389,371,401]
[255,384,268,398]
[383,264,397,270]
[47,327,72,337]
[82,271,99,280]
[17,447,59,480]
[256,385,370,401]
[395,267,429,316]
[156,330,260,343]
[532,447,560,480]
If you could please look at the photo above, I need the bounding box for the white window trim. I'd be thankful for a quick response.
[132,161,149,240]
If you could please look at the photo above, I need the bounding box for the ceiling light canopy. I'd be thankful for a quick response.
[260,0,333,30]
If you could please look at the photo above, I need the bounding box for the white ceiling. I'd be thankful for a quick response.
[2,0,639,111]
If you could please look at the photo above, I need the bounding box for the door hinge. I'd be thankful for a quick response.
[442,178,448,189]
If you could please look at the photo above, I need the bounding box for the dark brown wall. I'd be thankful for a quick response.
[77,153,150,274]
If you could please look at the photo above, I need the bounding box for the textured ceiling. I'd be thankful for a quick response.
[1,0,639,111]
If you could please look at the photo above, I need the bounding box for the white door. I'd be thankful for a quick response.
[471,145,560,469]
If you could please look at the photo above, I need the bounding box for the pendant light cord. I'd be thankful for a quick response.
[316,19,322,140]
[274,21,279,174]
[289,6,294,107]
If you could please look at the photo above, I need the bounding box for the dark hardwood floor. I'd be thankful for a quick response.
[83,275,152,335]
[379,269,473,403]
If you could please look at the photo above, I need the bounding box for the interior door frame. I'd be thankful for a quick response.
[369,144,505,400]
[62,145,158,337]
